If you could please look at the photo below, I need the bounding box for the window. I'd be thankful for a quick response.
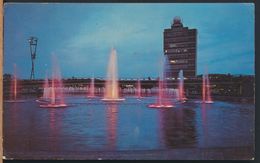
[169,44,176,48]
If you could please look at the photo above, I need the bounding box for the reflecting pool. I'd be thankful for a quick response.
[3,95,254,160]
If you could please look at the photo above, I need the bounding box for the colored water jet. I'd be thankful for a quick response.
[202,71,213,104]
[135,78,142,98]
[10,64,17,100]
[40,55,68,108]
[148,56,174,108]
[43,74,50,99]
[41,72,52,102]
[177,70,187,102]
[87,77,95,98]
[102,48,125,102]
[13,64,17,100]
[36,72,52,103]
[5,64,25,103]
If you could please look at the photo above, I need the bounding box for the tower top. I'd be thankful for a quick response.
[172,16,183,28]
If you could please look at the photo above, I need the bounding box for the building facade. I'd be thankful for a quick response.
[163,17,197,79]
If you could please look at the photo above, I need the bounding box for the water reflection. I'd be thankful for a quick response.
[201,103,210,147]
[159,108,197,148]
[3,96,254,159]
[27,103,36,152]
[106,104,118,150]
[49,109,61,153]
[10,103,18,130]
[4,103,19,152]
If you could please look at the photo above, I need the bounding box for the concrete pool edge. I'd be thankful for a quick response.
[3,146,254,160]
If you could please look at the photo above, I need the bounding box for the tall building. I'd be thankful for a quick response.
[163,17,197,79]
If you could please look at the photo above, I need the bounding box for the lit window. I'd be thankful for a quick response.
[169,44,176,48]
[170,60,176,63]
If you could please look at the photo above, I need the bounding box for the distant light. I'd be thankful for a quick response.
[170,60,176,63]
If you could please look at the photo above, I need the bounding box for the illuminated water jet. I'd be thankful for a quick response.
[40,55,68,108]
[202,71,214,104]
[13,64,17,100]
[177,70,187,102]
[102,48,125,102]
[148,56,174,108]
[5,64,25,103]
[135,78,143,99]
[36,72,52,103]
[43,74,50,99]
[87,77,96,98]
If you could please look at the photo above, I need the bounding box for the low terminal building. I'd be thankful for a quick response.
[3,73,254,103]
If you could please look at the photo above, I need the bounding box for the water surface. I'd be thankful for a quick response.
[3,95,254,159]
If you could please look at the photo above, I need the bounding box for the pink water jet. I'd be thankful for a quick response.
[43,74,50,99]
[40,55,68,108]
[5,64,25,103]
[13,64,17,100]
[87,77,96,98]
[202,71,213,104]
[177,70,187,102]
[36,73,52,103]
[102,48,125,102]
[148,78,174,108]
[135,79,142,98]
[148,56,174,108]
[9,64,17,100]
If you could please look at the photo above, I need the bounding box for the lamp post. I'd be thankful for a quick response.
[28,36,38,80]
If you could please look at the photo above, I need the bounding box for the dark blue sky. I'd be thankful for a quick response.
[4,3,254,79]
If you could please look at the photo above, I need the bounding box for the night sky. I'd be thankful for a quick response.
[4,3,254,79]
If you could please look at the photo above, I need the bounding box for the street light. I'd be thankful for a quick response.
[28,36,38,80]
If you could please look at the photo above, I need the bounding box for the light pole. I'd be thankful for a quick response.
[28,36,38,80]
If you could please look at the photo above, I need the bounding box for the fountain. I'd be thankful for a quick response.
[12,64,17,101]
[87,77,95,98]
[43,74,50,99]
[102,48,125,102]
[148,56,174,108]
[202,72,213,104]
[40,55,68,108]
[36,72,52,103]
[177,70,187,102]
[5,64,25,103]
[135,78,142,99]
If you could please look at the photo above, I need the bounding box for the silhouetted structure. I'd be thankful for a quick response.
[164,17,197,79]
[3,74,254,103]
[28,36,38,80]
